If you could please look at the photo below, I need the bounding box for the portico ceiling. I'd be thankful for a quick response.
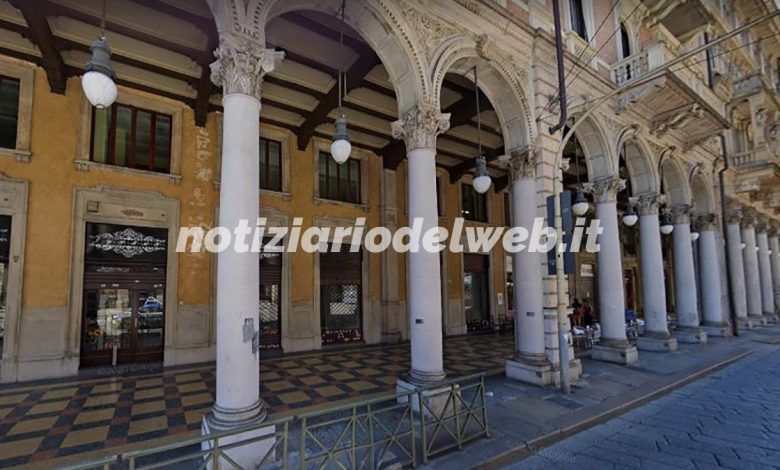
[0,0,508,187]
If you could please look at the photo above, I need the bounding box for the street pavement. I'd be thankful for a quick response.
[503,338,780,469]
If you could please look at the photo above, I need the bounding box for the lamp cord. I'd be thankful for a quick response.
[338,0,346,112]
[474,66,482,158]
[100,0,107,37]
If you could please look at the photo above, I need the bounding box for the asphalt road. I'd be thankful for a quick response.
[504,341,780,469]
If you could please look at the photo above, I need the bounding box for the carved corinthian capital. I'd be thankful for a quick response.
[726,206,742,225]
[506,145,538,181]
[583,176,625,204]
[741,209,757,228]
[391,103,450,152]
[633,192,666,216]
[210,34,285,99]
[668,204,691,225]
[695,213,719,231]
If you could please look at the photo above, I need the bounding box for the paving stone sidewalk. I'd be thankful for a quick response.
[426,324,780,470]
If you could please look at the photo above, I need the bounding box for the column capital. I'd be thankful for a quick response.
[632,192,666,215]
[694,213,719,231]
[756,219,770,233]
[669,204,692,224]
[583,176,625,204]
[210,34,284,99]
[726,206,743,225]
[506,145,539,181]
[391,103,450,152]
[741,208,757,228]
[769,222,780,237]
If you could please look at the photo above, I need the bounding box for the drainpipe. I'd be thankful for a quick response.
[549,0,568,135]
[550,0,570,394]
[718,133,739,336]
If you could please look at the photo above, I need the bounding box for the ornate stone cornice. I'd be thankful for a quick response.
[694,213,719,231]
[668,204,692,225]
[632,192,665,216]
[210,35,284,99]
[506,145,538,181]
[583,176,625,204]
[391,103,450,152]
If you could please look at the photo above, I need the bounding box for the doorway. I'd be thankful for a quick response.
[80,223,167,368]
[464,254,491,333]
[320,245,363,345]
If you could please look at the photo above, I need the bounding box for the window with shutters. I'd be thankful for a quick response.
[320,245,362,345]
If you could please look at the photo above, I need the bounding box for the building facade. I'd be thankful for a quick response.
[0,0,778,417]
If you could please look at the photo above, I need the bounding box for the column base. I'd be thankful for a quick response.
[591,340,639,365]
[748,314,768,327]
[737,317,755,330]
[505,354,581,387]
[763,313,778,324]
[674,327,708,344]
[636,334,678,352]
[701,322,732,337]
[396,379,458,418]
[201,410,274,469]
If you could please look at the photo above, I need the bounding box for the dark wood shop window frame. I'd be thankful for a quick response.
[0,75,20,150]
[318,152,361,204]
[259,137,282,191]
[90,103,173,174]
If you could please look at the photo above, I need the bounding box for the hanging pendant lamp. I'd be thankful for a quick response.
[471,66,491,194]
[82,0,117,108]
[330,0,351,164]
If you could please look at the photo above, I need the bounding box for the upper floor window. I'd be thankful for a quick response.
[570,0,588,41]
[461,183,488,223]
[318,152,361,204]
[91,104,172,173]
[619,23,631,59]
[260,137,282,191]
[0,75,20,149]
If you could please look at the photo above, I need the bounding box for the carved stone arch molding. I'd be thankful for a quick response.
[689,165,717,216]
[616,126,660,196]
[429,35,536,149]
[568,112,616,181]
[251,0,429,113]
[660,155,692,207]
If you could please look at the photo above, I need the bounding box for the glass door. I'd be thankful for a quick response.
[464,254,491,333]
[81,285,164,367]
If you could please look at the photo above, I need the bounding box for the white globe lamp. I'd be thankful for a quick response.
[330,114,351,164]
[82,36,117,109]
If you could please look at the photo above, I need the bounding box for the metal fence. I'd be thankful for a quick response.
[58,373,489,470]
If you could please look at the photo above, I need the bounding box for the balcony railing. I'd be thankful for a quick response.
[611,52,649,86]
[610,42,726,119]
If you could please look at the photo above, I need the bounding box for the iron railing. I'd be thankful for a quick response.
[57,373,489,470]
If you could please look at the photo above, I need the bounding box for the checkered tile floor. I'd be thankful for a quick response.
[0,334,513,468]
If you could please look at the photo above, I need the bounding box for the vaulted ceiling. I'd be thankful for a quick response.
[0,0,511,189]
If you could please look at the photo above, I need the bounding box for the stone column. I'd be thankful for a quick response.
[726,208,751,329]
[202,38,284,464]
[741,211,767,326]
[504,147,579,385]
[769,226,780,319]
[391,104,448,390]
[634,193,677,352]
[696,213,730,336]
[585,176,638,365]
[756,223,776,323]
[670,205,707,343]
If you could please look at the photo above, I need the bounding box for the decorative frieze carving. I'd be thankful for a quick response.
[391,103,451,152]
[633,192,666,216]
[651,103,703,138]
[210,35,284,99]
[401,1,457,59]
[668,204,692,225]
[695,213,719,231]
[583,176,625,204]
[506,145,538,181]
